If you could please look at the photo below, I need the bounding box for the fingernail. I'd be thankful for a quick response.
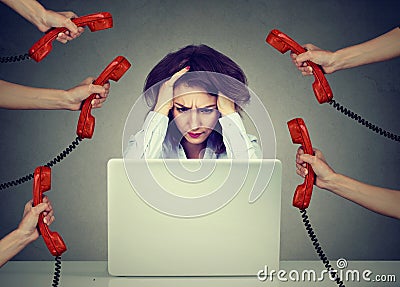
[43,217,47,224]
[185,66,190,70]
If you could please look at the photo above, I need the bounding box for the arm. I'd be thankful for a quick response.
[0,197,54,268]
[217,93,262,159]
[296,147,400,219]
[292,27,400,75]
[0,78,109,110]
[219,112,261,159]
[0,0,83,43]
[124,66,191,158]
[124,111,169,159]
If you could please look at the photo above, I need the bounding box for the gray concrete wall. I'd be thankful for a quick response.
[0,0,399,261]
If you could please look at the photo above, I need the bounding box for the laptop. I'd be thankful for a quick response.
[107,159,281,277]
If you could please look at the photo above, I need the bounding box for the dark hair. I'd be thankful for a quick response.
[143,44,251,155]
[143,44,250,109]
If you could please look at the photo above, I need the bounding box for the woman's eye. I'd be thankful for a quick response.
[176,107,189,113]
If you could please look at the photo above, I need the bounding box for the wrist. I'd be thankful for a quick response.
[26,1,48,32]
[319,172,340,191]
[154,103,171,116]
[62,89,80,110]
[218,107,235,117]
[14,228,37,245]
[329,50,345,73]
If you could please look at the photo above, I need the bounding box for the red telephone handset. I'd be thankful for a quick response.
[76,56,131,139]
[266,29,333,104]
[32,166,67,256]
[287,118,315,209]
[29,12,113,62]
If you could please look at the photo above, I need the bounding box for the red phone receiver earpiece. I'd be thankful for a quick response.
[76,56,132,139]
[266,29,333,104]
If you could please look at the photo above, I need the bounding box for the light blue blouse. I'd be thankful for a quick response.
[124,111,262,159]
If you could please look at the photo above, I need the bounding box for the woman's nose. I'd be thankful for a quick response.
[189,109,201,128]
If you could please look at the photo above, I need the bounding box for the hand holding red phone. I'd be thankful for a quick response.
[66,77,110,111]
[266,29,333,104]
[290,44,336,75]
[296,147,336,191]
[18,197,54,242]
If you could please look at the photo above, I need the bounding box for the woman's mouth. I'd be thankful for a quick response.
[188,132,202,138]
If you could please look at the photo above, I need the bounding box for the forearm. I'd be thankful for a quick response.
[0,229,35,268]
[0,80,70,110]
[332,27,400,71]
[124,112,168,159]
[220,113,261,159]
[0,0,45,29]
[323,173,400,219]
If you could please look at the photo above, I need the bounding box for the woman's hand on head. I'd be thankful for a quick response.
[154,66,190,116]
[217,92,235,117]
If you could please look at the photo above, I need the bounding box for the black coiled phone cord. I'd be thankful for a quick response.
[52,256,62,287]
[329,99,399,143]
[0,53,31,63]
[300,209,345,287]
[0,136,82,191]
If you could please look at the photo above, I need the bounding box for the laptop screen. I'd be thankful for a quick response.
[107,159,281,276]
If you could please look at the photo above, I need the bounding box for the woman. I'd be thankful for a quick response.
[125,44,261,159]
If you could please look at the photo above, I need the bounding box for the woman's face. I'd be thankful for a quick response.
[172,84,220,146]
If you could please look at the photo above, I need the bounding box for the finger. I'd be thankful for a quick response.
[59,11,79,19]
[295,51,312,65]
[102,82,111,97]
[103,81,111,91]
[89,84,107,98]
[81,77,95,85]
[91,98,106,109]
[60,14,79,35]
[56,34,68,44]
[44,214,55,225]
[48,215,55,225]
[166,66,190,86]
[296,166,308,177]
[33,202,49,216]
[296,153,304,165]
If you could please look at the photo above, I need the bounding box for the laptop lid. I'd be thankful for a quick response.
[107,159,281,276]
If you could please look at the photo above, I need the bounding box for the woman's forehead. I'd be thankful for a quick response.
[173,84,217,106]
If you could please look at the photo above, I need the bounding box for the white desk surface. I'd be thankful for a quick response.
[0,261,398,287]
